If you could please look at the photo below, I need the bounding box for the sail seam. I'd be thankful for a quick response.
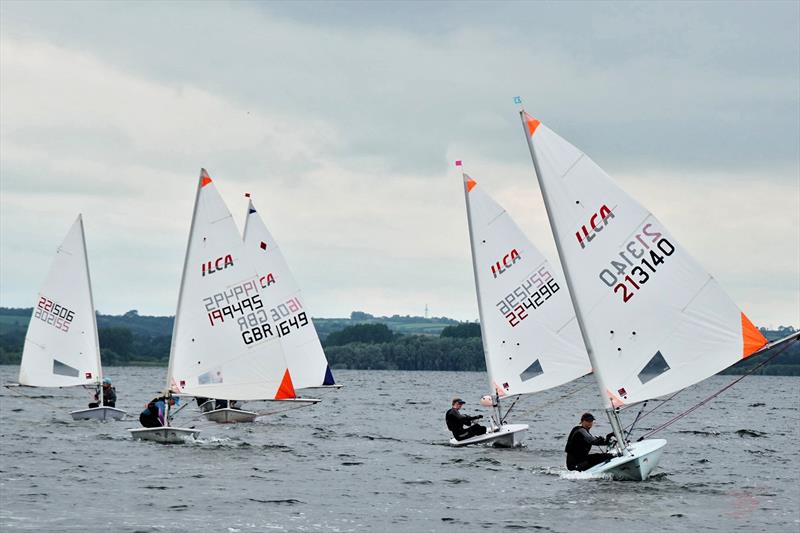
[560,153,585,179]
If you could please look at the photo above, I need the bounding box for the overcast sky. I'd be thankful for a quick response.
[1,1,798,328]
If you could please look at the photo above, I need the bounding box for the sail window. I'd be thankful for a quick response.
[519,359,544,382]
[637,351,671,384]
[52,359,80,378]
[198,369,223,385]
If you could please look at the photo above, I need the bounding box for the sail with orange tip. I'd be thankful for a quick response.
[521,113,767,406]
[459,164,591,399]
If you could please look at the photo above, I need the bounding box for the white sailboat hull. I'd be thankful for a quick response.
[586,438,667,480]
[449,423,528,448]
[128,427,200,444]
[201,407,258,424]
[69,406,127,421]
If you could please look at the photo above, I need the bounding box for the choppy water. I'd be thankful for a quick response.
[0,366,798,532]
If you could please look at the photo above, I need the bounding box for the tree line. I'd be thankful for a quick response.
[1,307,797,374]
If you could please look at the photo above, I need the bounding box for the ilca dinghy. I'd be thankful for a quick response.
[129,170,317,442]
[519,107,775,479]
[454,163,591,447]
[195,193,338,425]
[17,215,126,422]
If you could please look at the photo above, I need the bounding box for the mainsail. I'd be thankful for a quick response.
[242,196,335,389]
[520,113,767,407]
[167,170,296,401]
[461,170,590,398]
[19,215,102,388]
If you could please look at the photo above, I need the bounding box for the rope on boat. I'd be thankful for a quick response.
[507,379,596,423]
[623,401,648,441]
[254,400,318,418]
[636,336,797,441]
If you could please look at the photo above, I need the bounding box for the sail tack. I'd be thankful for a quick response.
[19,216,101,387]
[168,170,297,400]
[462,172,590,398]
[243,197,334,389]
[522,113,767,406]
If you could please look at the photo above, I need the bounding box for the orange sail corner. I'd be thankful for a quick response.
[524,112,541,137]
[741,312,767,358]
[275,369,297,399]
[200,168,213,188]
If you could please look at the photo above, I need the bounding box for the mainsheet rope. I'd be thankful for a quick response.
[504,378,596,423]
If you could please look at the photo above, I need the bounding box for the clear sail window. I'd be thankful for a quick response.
[52,359,80,378]
[637,351,671,384]
[519,359,544,382]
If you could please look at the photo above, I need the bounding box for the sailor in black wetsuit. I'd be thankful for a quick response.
[446,398,487,441]
[565,412,614,471]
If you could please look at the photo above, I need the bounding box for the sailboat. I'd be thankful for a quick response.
[243,194,337,390]
[129,169,315,443]
[456,164,592,447]
[519,109,771,479]
[194,193,338,424]
[17,215,126,422]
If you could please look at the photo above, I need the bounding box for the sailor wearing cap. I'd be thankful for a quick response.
[564,412,613,471]
[88,377,117,408]
[445,397,487,441]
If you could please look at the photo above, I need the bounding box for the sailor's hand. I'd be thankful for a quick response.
[605,432,615,442]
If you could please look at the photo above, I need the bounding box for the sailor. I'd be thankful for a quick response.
[565,412,614,471]
[139,395,176,428]
[88,377,117,408]
[446,398,487,441]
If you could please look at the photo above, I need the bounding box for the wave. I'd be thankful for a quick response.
[676,430,720,436]
[736,429,767,438]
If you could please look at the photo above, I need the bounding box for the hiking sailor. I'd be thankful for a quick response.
[88,377,117,408]
[446,398,487,441]
[565,412,615,471]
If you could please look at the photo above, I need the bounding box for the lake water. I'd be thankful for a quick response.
[0,366,798,532]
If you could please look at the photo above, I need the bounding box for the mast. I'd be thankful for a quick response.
[242,194,253,241]
[459,162,503,427]
[518,110,626,452]
[163,170,207,424]
[79,215,104,407]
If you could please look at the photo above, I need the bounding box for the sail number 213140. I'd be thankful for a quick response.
[598,223,675,303]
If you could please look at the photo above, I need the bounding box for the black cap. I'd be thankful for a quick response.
[452,398,466,405]
[580,412,595,421]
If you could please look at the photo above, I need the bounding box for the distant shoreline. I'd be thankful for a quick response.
[1,308,797,375]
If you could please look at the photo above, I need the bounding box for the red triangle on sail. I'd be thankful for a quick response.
[524,112,541,137]
[741,312,767,358]
[274,369,296,399]
[466,177,477,192]
[200,168,213,188]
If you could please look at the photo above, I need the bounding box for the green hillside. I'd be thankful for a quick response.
[1,307,796,374]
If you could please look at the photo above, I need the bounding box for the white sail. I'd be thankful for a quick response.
[242,196,335,389]
[167,170,296,401]
[521,113,767,407]
[19,215,102,387]
[462,171,590,398]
